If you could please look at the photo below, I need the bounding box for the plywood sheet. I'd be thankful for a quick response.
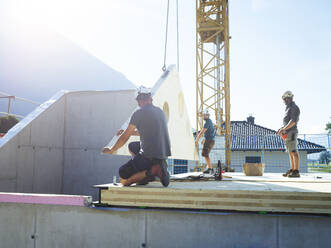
[105,65,198,160]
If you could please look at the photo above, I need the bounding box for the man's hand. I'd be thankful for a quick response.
[101,146,115,154]
[103,124,137,155]
[201,139,205,145]
[277,128,286,136]
[278,120,296,136]
[116,129,124,136]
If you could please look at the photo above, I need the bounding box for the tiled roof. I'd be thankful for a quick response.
[230,121,325,154]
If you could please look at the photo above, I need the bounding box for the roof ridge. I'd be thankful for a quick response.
[228,120,326,153]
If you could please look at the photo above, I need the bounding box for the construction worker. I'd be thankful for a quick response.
[102,86,171,186]
[195,109,216,174]
[277,90,301,178]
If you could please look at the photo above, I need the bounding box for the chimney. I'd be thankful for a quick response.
[247,115,255,125]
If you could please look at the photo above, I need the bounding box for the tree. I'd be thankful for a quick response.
[0,115,19,133]
[319,151,331,165]
[326,122,331,134]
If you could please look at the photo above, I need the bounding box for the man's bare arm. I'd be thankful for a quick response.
[277,120,296,135]
[117,128,139,136]
[283,120,296,131]
[131,129,140,136]
[195,128,207,143]
[102,124,137,154]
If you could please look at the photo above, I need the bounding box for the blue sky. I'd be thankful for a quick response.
[2,0,331,133]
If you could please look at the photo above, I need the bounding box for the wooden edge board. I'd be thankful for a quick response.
[100,197,331,214]
[103,189,331,201]
[99,185,331,197]
[97,200,331,214]
[101,195,331,205]
[101,198,331,211]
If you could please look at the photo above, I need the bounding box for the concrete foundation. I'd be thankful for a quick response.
[0,202,330,248]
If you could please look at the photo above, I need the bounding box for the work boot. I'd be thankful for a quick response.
[136,175,156,185]
[148,160,170,187]
[288,170,300,178]
[282,169,293,177]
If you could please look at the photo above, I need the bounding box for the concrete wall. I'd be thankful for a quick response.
[0,90,137,199]
[62,90,137,197]
[0,91,67,193]
[1,202,330,248]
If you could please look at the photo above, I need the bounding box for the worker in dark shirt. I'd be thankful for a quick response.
[102,86,171,186]
[195,109,216,174]
[277,91,301,177]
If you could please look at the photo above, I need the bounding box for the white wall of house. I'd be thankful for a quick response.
[230,151,308,173]
[195,136,308,173]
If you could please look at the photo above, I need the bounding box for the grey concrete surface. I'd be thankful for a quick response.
[0,90,137,199]
[0,203,35,248]
[0,202,330,248]
[278,216,331,248]
[62,149,130,197]
[62,90,136,198]
[0,92,67,194]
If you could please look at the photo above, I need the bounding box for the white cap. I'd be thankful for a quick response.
[203,109,210,115]
[137,85,151,95]
[136,85,152,100]
[282,91,294,99]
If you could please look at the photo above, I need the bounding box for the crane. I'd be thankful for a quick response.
[162,0,231,170]
[196,0,231,170]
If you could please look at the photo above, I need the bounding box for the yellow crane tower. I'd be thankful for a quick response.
[196,0,231,170]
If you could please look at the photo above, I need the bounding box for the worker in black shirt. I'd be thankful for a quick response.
[277,91,301,177]
[102,86,171,186]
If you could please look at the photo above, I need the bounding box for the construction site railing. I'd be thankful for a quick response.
[0,91,40,119]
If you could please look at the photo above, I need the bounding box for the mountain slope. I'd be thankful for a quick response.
[0,19,135,117]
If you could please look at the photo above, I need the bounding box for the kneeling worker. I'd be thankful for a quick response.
[102,86,171,186]
[195,109,216,174]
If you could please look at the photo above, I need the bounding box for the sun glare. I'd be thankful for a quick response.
[6,0,96,34]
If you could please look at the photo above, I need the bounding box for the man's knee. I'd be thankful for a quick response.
[290,151,299,156]
[120,178,131,186]
[119,164,133,179]
[292,151,299,160]
[119,153,150,179]
[202,149,210,158]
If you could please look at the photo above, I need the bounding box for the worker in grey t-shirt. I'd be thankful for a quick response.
[277,90,301,178]
[102,86,171,187]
